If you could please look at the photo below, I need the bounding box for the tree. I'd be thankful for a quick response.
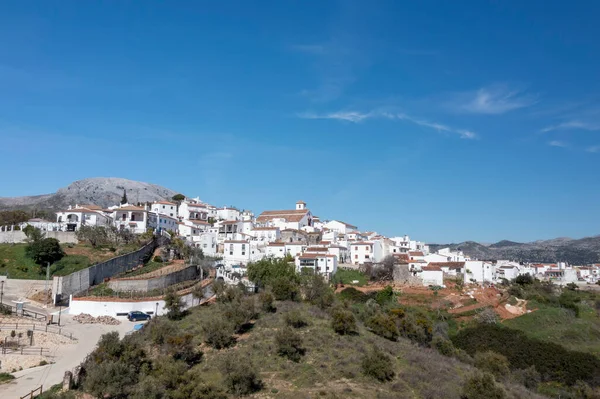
[361,347,395,382]
[192,284,205,306]
[247,257,298,289]
[301,272,334,309]
[25,238,65,272]
[331,307,358,335]
[462,372,506,399]
[171,194,185,202]
[201,315,236,349]
[366,313,398,341]
[23,225,45,243]
[219,353,263,396]
[121,189,128,205]
[275,326,305,362]
[474,351,510,379]
[164,290,185,320]
[83,361,137,399]
[76,226,108,247]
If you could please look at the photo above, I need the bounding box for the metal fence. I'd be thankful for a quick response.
[1,346,50,356]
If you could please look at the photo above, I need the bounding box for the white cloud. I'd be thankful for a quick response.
[586,145,600,153]
[298,110,477,139]
[548,140,568,148]
[540,120,600,133]
[456,85,537,115]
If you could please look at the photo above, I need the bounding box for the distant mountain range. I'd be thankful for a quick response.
[429,236,600,265]
[0,177,179,210]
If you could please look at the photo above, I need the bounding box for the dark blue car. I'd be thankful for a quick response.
[127,311,151,322]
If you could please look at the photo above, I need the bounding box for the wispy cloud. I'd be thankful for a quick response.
[540,120,600,133]
[451,85,537,115]
[548,140,568,148]
[586,145,600,153]
[298,110,477,139]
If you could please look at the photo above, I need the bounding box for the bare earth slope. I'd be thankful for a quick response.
[0,177,178,210]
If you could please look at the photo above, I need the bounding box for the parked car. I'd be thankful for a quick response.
[127,311,151,322]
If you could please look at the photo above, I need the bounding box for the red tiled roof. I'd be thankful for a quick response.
[115,206,146,211]
[253,227,279,231]
[422,266,442,271]
[409,251,424,256]
[267,242,285,246]
[155,201,175,205]
[257,209,309,223]
[224,240,248,244]
[428,262,465,269]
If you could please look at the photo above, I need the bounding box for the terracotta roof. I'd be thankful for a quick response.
[224,240,248,244]
[299,254,335,259]
[253,227,279,231]
[267,242,285,246]
[190,220,210,225]
[155,201,175,206]
[285,242,306,246]
[256,209,309,223]
[188,203,207,208]
[78,204,102,210]
[60,208,101,213]
[305,247,328,252]
[296,200,306,204]
[409,251,424,257]
[351,242,372,246]
[428,262,465,269]
[221,220,240,225]
[422,266,442,271]
[115,206,146,211]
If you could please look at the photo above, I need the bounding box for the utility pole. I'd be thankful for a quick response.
[44,262,50,305]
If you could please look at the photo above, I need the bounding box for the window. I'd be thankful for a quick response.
[365,255,370,259]
[162,205,165,209]
[355,246,358,250]
[354,255,358,259]
[203,244,207,248]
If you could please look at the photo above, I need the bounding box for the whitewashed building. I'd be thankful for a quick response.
[251,227,281,242]
[178,201,209,222]
[56,205,112,232]
[323,220,357,235]
[296,253,338,279]
[150,201,177,218]
[111,205,148,234]
[350,241,384,265]
[148,213,178,233]
[256,201,313,230]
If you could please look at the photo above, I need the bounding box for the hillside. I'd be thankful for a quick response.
[0,177,178,210]
[429,235,600,264]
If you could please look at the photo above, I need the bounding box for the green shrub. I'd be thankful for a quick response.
[474,351,510,379]
[375,286,394,305]
[511,366,541,391]
[201,315,236,349]
[514,274,534,286]
[559,291,581,317]
[284,309,308,328]
[331,308,357,335]
[366,313,398,341]
[153,256,163,263]
[0,372,15,383]
[396,311,432,345]
[270,276,300,301]
[432,336,455,357]
[219,353,263,396]
[166,334,203,366]
[83,360,137,398]
[462,372,506,399]
[275,326,305,362]
[339,287,369,303]
[258,291,276,313]
[361,347,395,382]
[451,323,600,386]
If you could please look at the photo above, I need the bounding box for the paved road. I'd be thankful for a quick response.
[0,315,135,398]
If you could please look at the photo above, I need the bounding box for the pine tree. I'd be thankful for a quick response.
[120,189,128,205]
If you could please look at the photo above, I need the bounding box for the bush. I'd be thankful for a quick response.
[452,323,600,386]
[83,361,137,398]
[284,309,308,328]
[375,286,394,305]
[219,297,258,333]
[396,311,432,345]
[258,291,276,313]
[514,274,534,286]
[153,256,163,263]
[474,351,510,379]
[462,372,506,399]
[338,287,369,303]
[164,290,186,320]
[474,308,498,324]
[361,347,395,382]
[219,353,263,396]
[302,273,335,309]
[0,372,15,383]
[511,366,541,391]
[366,313,398,341]
[275,326,305,362]
[331,308,357,335]
[270,276,300,301]
[166,334,203,366]
[432,336,455,357]
[201,315,236,349]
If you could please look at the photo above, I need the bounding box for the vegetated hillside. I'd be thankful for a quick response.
[429,235,600,264]
[41,300,541,399]
[0,177,178,211]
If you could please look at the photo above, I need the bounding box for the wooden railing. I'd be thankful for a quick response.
[0,323,75,340]
[20,385,42,399]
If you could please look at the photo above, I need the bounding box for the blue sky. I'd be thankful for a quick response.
[1,1,599,243]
